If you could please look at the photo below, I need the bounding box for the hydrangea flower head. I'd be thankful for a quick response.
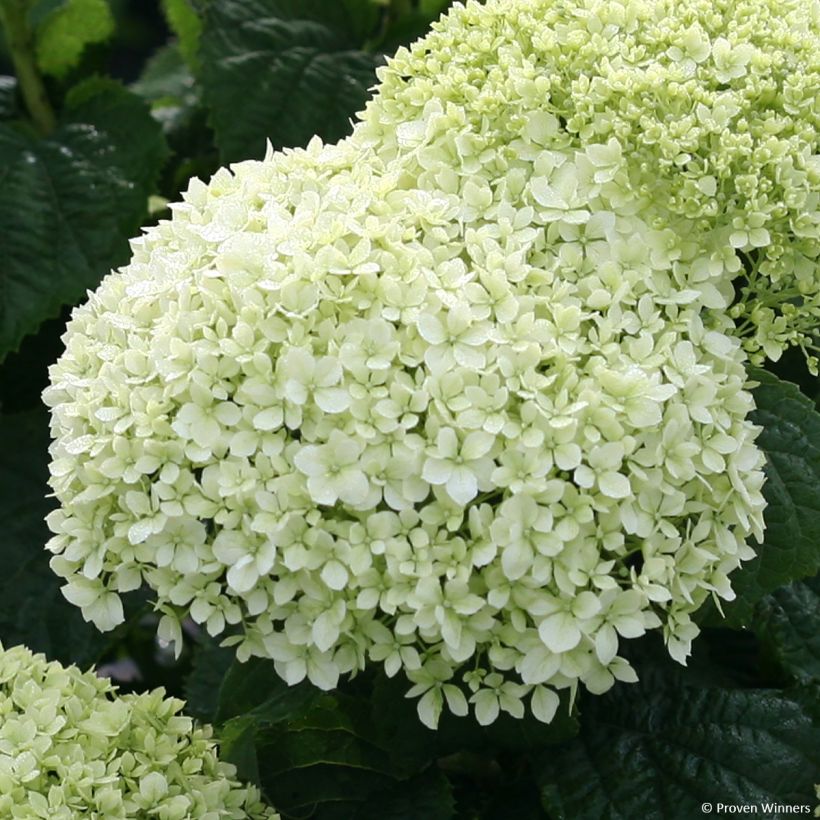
[43,0,813,729]
[0,643,275,819]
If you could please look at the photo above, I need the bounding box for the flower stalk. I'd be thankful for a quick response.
[0,0,56,134]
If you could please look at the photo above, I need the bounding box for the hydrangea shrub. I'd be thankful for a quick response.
[0,643,275,819]
[44,0,818,728]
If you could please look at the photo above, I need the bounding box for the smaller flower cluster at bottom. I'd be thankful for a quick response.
[0,642,275,819]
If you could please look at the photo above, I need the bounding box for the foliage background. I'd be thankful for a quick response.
[0,1,817,818]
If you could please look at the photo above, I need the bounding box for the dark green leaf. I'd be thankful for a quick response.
[216,668,449,818]
[370,670,578,777]
[183,638,235,722]
[256,698,398,816]
[340,0,381,43]
[787,682,820,725]
[375,10,443,53]
[753,575,820,683]
[0,80,167,357]
[131,44,218,196]
[621,631,768,690]
[215,656,320,724]
[468,777,546,820]
[345,768,455,820]
[369,672,438,775]
[537,675,819,820]
[714,370,820,627]
[439,693,579,757]
[198,0,383,162]
[218,716,262,786]
[262,710,396,778]
[260,760,395,818]
[373,0,456,54]
[0,410,110,665]
[0,315,68,412]
[63,78,169,212]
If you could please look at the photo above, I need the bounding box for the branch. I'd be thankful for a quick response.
[0,0,56,134]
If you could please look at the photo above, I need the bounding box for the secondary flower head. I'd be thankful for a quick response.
[0,642,275,819]
[361,0,820,370]
[43,0,801,729]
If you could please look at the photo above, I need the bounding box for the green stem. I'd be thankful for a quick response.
[0,0,56,134]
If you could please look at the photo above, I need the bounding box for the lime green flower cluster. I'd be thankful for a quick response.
[0,643,275,819]
[45,0,815,728]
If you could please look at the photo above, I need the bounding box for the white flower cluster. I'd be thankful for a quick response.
[45,0,805,730]
[0,643,275,819]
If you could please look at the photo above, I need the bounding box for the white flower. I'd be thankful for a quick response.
[574,441,632,500]
[406,659,469,729]
[212,530,276,594]
[294,430,370,505]
[278,347,350,413]
[416,305,491,371]
[61,577,124,631]
[536,592,602,654]
[422,427,495,504]
[409,576,485,652]
[470,673,529,725]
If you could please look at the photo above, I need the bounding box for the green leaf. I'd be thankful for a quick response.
[33,0,114,77]
[216,666,453,818]
[0,410,110,665]
[340,0,381,44]
[537,675,819,820]
[255,695,399,816]
[462,778,546,820]
[753,575,820,683]
[131,44,217,195]
[368,672,438,775]
[419,0,452,16]
[440,693,579,757]
[787,682,820,725]
[28,0,69,29]
[0,80,167,357]
[198,0,383,162]
[218,716,262,786]
[215,656,320,725]
[370,670,578,775]
[715,370,820,627]
[370,0,453,54]
[183,639,235,722]
[131,44,201,134]
[132,44,196,104]
[343,769,454,820]
[160,0,202,69]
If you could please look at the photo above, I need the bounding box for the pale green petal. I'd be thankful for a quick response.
[538,611,582,653]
